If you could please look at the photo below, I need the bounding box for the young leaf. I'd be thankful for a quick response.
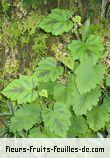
[42,102,71,137]
[75,62,105,94]
[1,75,39,104]
[10,103,41,133]
[87,97,110,131]
[34,57,63,82]
[39,89,48,98]
[67,115,90,137]
[39,9,73,35]
[68,35,104,65]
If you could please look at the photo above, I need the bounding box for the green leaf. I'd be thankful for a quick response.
[75,62,105,94]
[68,35,104,65]
[53,75,79,106]
[67,75,101,115]
[101,97,110,112]
[79,130,96,138]
[1,75,39,104]
[72,80,101,115]
[10,103,41,133]
[29,127,57,138]
[39,81,56,96]
[87,97,110,131]
[29,127,47,138]
[39,89,48,98]
[34,57,63,82]
[39,9,73,35]
[42,102,71,137]
[67,114,90,137]
[53,83,74,106]
[62,56,74,70]
[106,75,110,86]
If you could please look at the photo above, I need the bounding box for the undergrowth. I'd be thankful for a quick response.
[0,0,110,138]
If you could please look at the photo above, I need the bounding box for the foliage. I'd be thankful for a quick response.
[68,35,104,65]
[2,75,39,104]
[67,114,91,137]
[42,102,71,137]
[39,9,73,35]
[75,62,105,94]
[87,97,110,131]
[29,127,57,138]
[0,4,110,138]
[53,83,74,106]
[71,76,101,115]
[10,103,41,133]
[34,57,63,82]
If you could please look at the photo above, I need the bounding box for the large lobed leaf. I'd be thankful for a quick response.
[10,103,41,133]
[1,75,39,104]
[68,75,101,115]
[53,83,74,106]
[68,35,104,65]
[75,62,105,94]
[39,9,73,35]
[42,102,71,137]
[87,97,110,131]
[67,115,90,137]
[39,81,56,96]
[73,86,101,115]
[35,57,63,82]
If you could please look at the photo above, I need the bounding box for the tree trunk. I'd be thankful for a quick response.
[101,0,110,19]
[80,0,88,21]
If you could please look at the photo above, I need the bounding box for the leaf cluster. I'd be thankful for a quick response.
[1,8,110,138]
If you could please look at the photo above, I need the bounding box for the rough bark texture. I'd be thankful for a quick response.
[101,0,110,19]
[80,0,88,21]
